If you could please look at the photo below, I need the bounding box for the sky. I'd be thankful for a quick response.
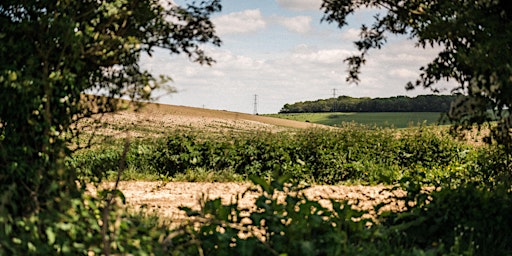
[141,0,452,114]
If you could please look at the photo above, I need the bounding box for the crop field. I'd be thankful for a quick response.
[266,112,445,128]
[68,103,512,255]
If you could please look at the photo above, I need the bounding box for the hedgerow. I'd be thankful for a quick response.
[72,124,476,185]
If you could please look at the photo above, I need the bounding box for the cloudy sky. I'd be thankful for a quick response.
[141,0,451,114]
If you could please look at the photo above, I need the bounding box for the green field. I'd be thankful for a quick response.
[267,112,445,128]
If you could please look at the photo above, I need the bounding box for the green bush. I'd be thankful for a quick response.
[72,125,480,185]
[0,188,171,255]
[67,133,512,255]
[381,184,512,255]
[473,145,512,187]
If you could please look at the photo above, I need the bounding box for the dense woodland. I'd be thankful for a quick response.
[279,94,456,113]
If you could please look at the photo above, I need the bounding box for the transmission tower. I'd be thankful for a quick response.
[332,88,337,112]
[253,94,258,115]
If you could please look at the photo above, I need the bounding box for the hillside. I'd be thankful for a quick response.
[87,102,323,138]
[137,102,319,129]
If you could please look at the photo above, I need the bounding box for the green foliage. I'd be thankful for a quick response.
[170,176,378,256]
[321,0,512,148]
[168,175,512,255]
[0,0,222,253]
[172,168,244,182]
[0,0,221,217]
[279,94,455,113]
[68,125,512,255]
[397,128,459,168]
[0,188,172,255]
[472,145,512,187]
[70,140,163,182]
[164,174,512,256]
[381,184,512,255]
[73,125,478,185]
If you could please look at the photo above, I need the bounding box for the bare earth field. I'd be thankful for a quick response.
[92,103,404,222]
[92,181,405,222]
[93,102,323,138]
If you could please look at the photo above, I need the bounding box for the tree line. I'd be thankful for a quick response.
[279,94,456,113]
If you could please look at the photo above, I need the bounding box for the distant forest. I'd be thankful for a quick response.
[279,95,456,113]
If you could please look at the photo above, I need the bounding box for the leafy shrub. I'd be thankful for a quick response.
[72,125,480,185]
[0,188,171,255]
[70,148,122,182]
[398,128,462,168]
[473,145,512,187]
[381,184,512,255]
[62,124,512,256]
[169,176,379,256]
[148,126,473,185]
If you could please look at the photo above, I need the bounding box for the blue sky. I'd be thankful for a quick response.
[141,0,451,114]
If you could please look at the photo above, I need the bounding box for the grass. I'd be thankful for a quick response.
[266,112,445,128]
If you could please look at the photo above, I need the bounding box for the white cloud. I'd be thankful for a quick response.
[141,20,456,114]
[276,15,312,34]
[341,28,360,41]
[213,9,266,35]
[372,39,441,64]
[291,47,352,64]
[210,50,266,70]
[389,68,419,79]
[276,0,322,11]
